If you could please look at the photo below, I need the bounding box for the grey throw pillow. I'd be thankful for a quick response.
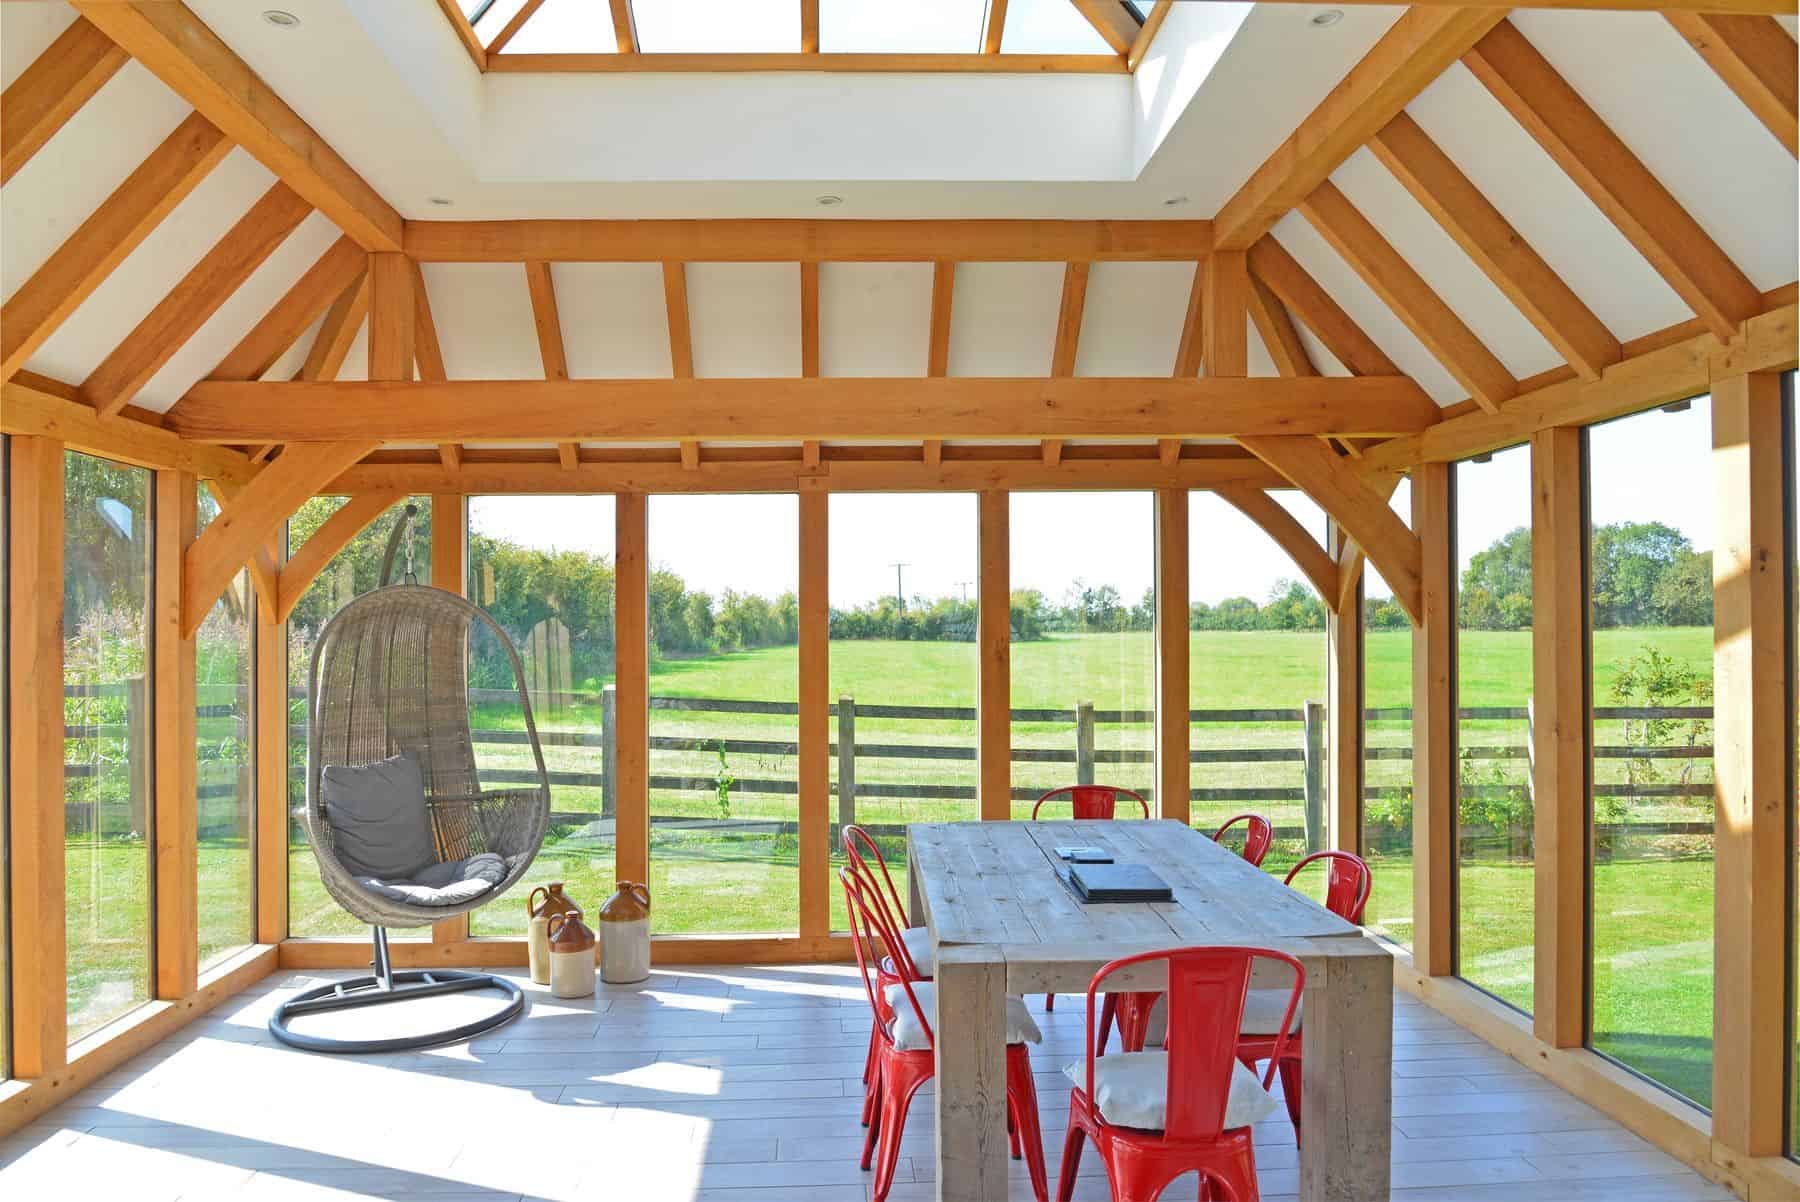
[320,751,439,880]
[355,853,507,907]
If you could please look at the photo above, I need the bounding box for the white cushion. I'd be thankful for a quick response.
[1239,989,1302,1036]
[882,982,1042,1051]
[1062,1051,1281,1131]
[899,925,935,976]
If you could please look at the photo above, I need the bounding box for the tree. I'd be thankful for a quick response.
[1591,521,1691,628]
[1460,525,1530,629]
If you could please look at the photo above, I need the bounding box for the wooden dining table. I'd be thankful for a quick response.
[906,818,1393,1202]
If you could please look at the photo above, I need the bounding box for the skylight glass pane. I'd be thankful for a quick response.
[631,0,800,52]
[468,0,532,34]
[501,0,619,53]
[821,0,985,53]
[1128,0,1157,18]
[1001,0,1119,54]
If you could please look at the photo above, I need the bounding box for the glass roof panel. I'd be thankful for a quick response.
[820,0,985,54]
[1128,0,1157,18]
[1002,0,1119,54]
[499,0,620,53]
[467,0,533,34]
[631,0,801,53]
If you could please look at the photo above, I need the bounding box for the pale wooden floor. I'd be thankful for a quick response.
[0,964,1733,1202]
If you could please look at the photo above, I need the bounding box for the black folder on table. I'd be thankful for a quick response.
[1068,862,1173,903]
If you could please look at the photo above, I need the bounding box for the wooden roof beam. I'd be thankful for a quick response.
[1247,275,1318,378]
[485,0,548,54]
[1068,0,1140,56]
[1247,236,1399,377]
[1,111,229,381]
[801,0,820,53]
[298,274,371,383]
[1369,111,1622,380]
[800,262,820,377]
[0,16,127,186]
[2,373,255,487]
[1299,180,1517,413]
[1128,1,1173,73]
[523,260,579,471]
[609,0,640,53]
[1464,19,1761,342]
[431,0,487,71]
[1665,14,1797,158]
[75,1,403,252]
[1213,7,1506,251]
[664,261,694,378]
[485,52,1126,72]
[408,261,460,470]
[207,236,365,383]
[168,375,1441,443]
[928,262,956,376]
[983,0,1010,54]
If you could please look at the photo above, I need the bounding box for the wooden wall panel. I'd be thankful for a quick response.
[978,491,1011,820]
[614,494,650,881]
[1411,461,1454,976]
[797,491,829,936]
[154,470,199,999]
[1155,488,1190,825]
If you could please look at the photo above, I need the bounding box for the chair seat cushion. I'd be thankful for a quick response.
[1063,1051,1281,1132]
[356,852,507,907]
[320,751,438,880]
[883,982,1041,1052]
[899,925,935,976]
[1239,989,1302,1036]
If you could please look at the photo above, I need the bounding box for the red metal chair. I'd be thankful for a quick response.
[1057,945,1303,1202]
[842,868,1051,1202]
[1234,850,1373,1139]
[842,825,930,1124]
[1031,784,1151,821]
[1211,813,1275,868]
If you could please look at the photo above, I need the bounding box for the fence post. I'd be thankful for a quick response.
[1303,700,1325,852]
[1076,701,1095,786]
[127,675,149,836]
[601,683,617,820]
[837,694,856,831]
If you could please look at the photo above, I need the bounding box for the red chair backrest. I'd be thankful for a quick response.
[1032,784,1150,821]
[1211,813,1274,868]
[1283,850,1372,925]
[842,823,910,934]
[841,868,933,1050]
[1080,946,1303,1141]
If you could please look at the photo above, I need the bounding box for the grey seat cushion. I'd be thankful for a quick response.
[320,751,438,880]
[356,852,507,907]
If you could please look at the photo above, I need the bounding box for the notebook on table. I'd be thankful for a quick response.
[1054,846,1113,863]
[1067,862,1173,903]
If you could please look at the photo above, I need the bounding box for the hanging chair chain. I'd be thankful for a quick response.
[401,507,419,585]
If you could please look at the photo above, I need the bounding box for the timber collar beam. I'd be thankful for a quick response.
[168,376,1440,443]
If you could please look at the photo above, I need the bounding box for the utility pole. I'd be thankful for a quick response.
[955,580,971,603]
[890,562,909,610]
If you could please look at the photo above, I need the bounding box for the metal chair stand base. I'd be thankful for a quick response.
[269,926,526,1054]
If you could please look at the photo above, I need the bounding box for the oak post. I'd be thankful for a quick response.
[978,491,1011,820]
[254,542,288,945]
[614,494,650,883]
[1075,701,1096,786]
[431,493,469,945]
[797,490,829,939]
[1155,486,1190,824]
[154,469,199,998]
[1411,461,1454,976]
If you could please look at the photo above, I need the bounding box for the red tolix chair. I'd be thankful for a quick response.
[842,825,931,1125]
[1212,813,1275,868]
[1234,851,1372,1140]
[841,868,1051,1202]
[1035,785,1150,1016]
[1057,945,1302,1202]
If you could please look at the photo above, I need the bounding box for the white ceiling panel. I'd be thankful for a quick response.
[1074,261,1195,376]
[556,263,673,378]
[1408,62,1690,346]
[947,262,1062,376]
[424,263,544,379]
[1247,318,1277,378]
[1331,146,1560,382]
[337,320,371,382]
[26,148,277,388]
[1295,325,1350,377]
[268,312,326,382]
[1271,213,1465,406]
[820,262,932,377]
[1510,10,1797,292]
[688,262,800,378]
[1,1,77,89]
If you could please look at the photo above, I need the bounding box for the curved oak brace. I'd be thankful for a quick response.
[203,479,278,626]
[275,490,404,623]
[1334,469,1402,615]
[182,441,378,637]
[1237,435,1421,624]
[1213,481,1339,613]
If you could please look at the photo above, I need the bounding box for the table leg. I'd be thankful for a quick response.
[1300,945,1393,1200]
[909,862,924,927]
[934,946,1009,1202]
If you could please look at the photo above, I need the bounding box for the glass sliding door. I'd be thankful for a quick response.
[648,494,799,934]
[194,489,255,969]
[63,451,154,1041]
[466,495,617,936]
[1362,477,1414,950]
[1009,493,1156,818]
[1586,399,1715,1107]
[826,493,978,929]
[1452,446,1533,1012]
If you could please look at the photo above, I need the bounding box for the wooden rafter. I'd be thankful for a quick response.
[1213,7,1506,251]
[1173,263,1205,377]
[1127,1,1173,73]
[1246,275,1317,378]
[523,260,579,470]
[1664,14,1797,158]
[664,261,694,378]
[1248,236,1400,377]
[208,237,364,383]
[1238,434,1422,624]
[275,491,402,622]
[1050,262,1090,377]
[982,0,1010,53]
[410,261,461,471]
[1,111,228,380]
[1213,481,1340,611]
[0,17,126,186]
[407,219,1211,262]
[486,0,548,54]
[928,262,956,376]
[299,274,371,383]
[800,262,821,377]
[86,183,313,418]
[169,375,1440,443]
[1068,0,1140,56]
[1369,112,1622,380]
[432,0,487,71]
[801,0,820,53]
[1463,20,1761,342]
[1299,181,1516,414]
[486,52,1126,72]
[75,1,403,252]
[609,0,640,53]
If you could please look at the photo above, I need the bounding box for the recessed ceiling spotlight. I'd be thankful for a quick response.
[262,10,301,28]
[815,194,844,207]
[1309,9,1344,27]
[428,196,454,207]
[1162,195,1189,207]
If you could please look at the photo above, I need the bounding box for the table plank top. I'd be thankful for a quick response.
[910,820,1363,955]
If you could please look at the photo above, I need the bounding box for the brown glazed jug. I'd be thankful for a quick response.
[599,882,652,984]
[527,883,581,986]
[546,910,597,998]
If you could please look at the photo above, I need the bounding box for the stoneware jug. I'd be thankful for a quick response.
[599,882,652,985]
[546,910,597,999]
[527,883,580,986]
